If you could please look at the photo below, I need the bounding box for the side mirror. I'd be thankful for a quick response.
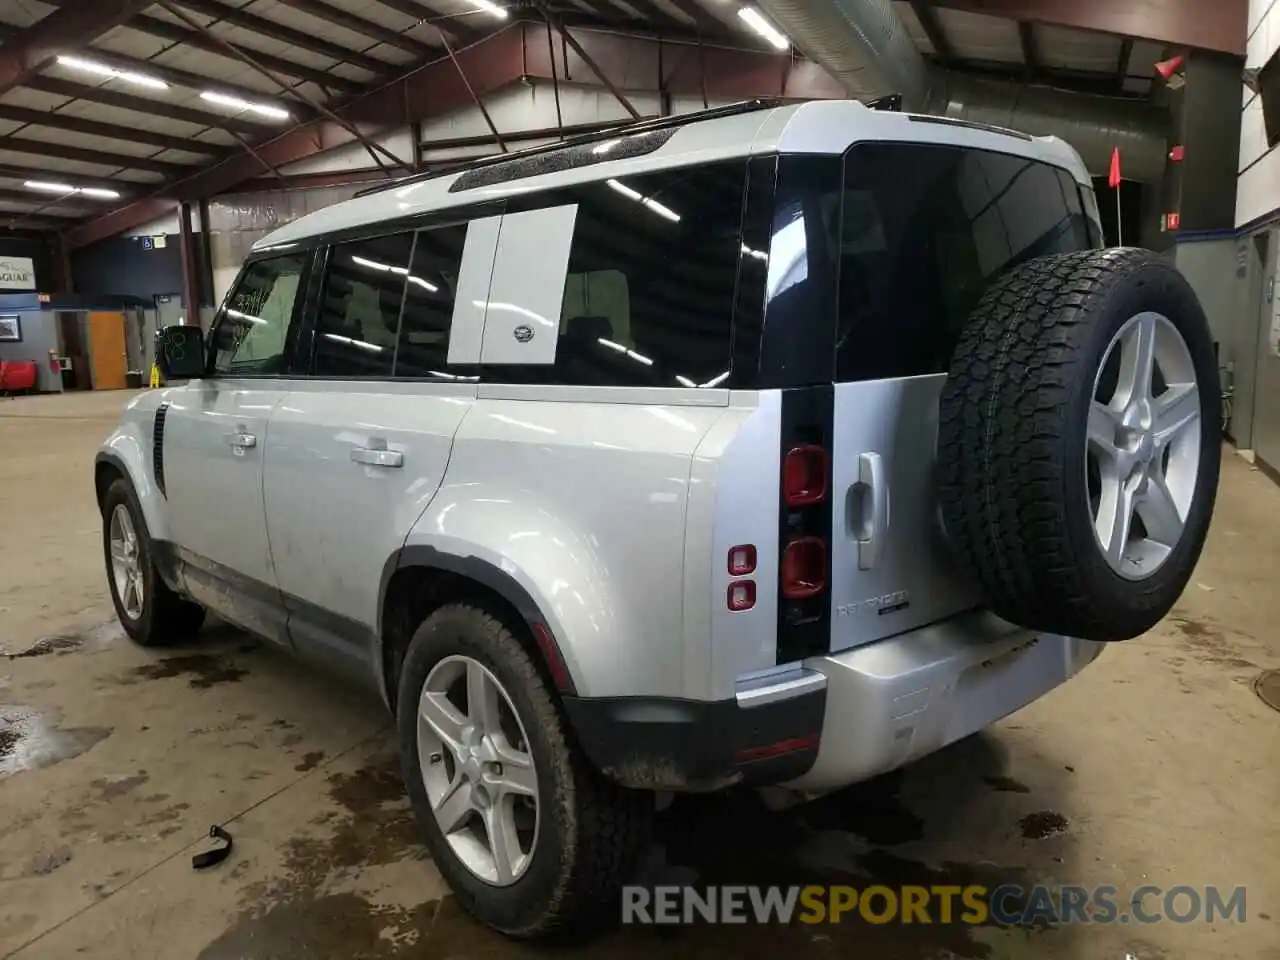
[157,324,205,380]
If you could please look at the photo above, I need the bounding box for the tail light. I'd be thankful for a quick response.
[781,536,827,599]
[727,580,756,612]
[783,444,828,506]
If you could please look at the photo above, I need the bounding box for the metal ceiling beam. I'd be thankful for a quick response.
[908,0,953,63]
[362,0,479,45]
[0,0,156,97]
[25,76,269,136]
[65,23,843,248]
[925,0,1246,57]
[270,0,437,57]
[125,13,364,92]
[0,135,185,175]
[664,0,727,34]
[0,103,221,155]
[533,0,641,118]
[169,0,393,74]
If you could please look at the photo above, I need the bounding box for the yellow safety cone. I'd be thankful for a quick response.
[149,364,161,389]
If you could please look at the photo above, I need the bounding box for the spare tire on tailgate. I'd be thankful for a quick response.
[938,248,1221,642]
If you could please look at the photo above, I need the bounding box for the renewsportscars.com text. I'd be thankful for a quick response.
[622,884,1248,926]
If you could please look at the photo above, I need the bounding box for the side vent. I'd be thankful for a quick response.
[153,402,170,497]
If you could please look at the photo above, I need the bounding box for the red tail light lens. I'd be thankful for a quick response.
[728,544,757,576]
[783,445,828,506]
[727,580,756,612]
[781,536,827,599]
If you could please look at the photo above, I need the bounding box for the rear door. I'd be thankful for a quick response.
[826,142,1097,651]
[262,223,486,674]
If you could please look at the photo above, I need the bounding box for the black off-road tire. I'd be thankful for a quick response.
[102,478,206,646]
[938,248,1221,642]
[397,603,652,938]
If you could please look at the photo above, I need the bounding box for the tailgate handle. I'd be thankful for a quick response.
[853,451,889,570]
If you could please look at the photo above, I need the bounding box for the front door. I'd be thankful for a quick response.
[87,311,128,389]
[162,252,310,647]
[263,227,479,674]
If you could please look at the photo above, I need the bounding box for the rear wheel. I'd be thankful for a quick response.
[102,478,205,646]
[938,248,1221,642]
[397,603,651,938]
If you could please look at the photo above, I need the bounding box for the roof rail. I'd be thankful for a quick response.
[354,98,789,199]
[864,93,902,112]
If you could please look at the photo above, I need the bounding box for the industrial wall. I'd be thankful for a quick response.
[1239,0,1280,226]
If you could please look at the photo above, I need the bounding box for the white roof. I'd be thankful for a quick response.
[254,99,1092,250]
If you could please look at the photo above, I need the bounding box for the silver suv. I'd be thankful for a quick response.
[95,99,1220,938]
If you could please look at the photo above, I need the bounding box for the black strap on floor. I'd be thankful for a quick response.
[191,825,233,870]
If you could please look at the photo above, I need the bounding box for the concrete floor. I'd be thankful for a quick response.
[0,389,1276,960]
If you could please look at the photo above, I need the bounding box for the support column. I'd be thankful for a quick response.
[178,201,200,327]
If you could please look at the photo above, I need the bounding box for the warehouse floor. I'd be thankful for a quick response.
[1,390,1277,960]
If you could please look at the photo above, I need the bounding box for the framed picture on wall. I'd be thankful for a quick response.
[0,315,21,343]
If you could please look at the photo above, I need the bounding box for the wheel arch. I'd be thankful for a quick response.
[95,445,169,544]
[377,546,577,710]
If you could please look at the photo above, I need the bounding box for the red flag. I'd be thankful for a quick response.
[1108,148,1122,189]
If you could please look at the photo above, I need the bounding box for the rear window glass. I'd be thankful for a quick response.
[835,143,1094,382]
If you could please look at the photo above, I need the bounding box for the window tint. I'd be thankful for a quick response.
[313,233,414,377]
[494,160,746,388]
[211,254,307,375]
[836,144,1094,382]
[393,223,468,379]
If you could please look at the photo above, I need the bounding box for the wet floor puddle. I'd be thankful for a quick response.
[0,705,111,778]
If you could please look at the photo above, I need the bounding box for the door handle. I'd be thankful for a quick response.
[226,431,256,450]
[852,451,889,570]
[351,445,403,468]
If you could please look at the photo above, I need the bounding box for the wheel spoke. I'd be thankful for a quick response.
[466,661,502,735]
[1088,401,1120,456]
[1095,473,1136,566]
[123,577,140,615]
[1137,473,1185,547]
[484,801,523,885]
[1117,314,1158,408]
[493,746,537,798]
[1153,383,1200,449]
[433,774,473,835]
[110,542,129,566]
[419,691,466,755]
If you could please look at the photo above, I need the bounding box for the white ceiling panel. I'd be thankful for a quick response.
[0,151,124,178]
[256,1,413,64]
[0,0,56,29]
[330,0,421,32]
[151,148,218,166]
[146,5,217,29]
[0,87,72,111]
[48,100,209,138]
[937,8,1023,64]
[191,128,240,148]
[0,120,24,137]
[1036,24,1123,72]
[20,126,167,158]
[94,25,176,60]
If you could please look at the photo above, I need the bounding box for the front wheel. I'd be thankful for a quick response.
[102,478,205,646]
[397,603,652,938]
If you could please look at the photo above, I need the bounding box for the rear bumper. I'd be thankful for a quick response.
[565,610,1103,794]
[786,611,1105,793]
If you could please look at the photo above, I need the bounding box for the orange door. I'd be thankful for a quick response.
[87,312,128,390]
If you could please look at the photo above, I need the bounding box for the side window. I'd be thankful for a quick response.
[496,160,746,388]
[211,254,308,375]
[313,232,415,377]
[835,144,1094,382]
[393,223,469,378]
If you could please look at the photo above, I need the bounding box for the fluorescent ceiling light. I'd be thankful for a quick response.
[24,180,76,193]
[79,187,121,199]
[641,197,680,222]
[201,91,290,121]
[607,178,643,201]
[467,0,509,19]
[56,55,168,89]
[737,7,789,50]
[608,178,681,222]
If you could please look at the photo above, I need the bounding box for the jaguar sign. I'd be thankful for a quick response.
[0,256,35,290]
